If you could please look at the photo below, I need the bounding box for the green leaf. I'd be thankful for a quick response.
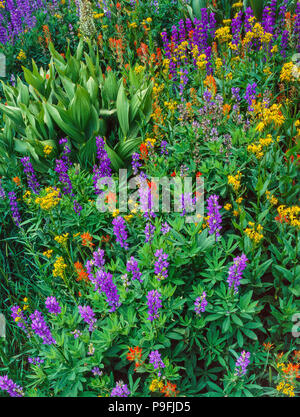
[116,83,130,138]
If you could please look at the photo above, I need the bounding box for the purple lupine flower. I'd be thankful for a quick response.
[112,216,128,249]
[207,194,222,240]
[71,329,82,339]
[0,179,5,199]
[294,2,300,52]
[227,254,248,293]
[245,7,254,33]
[131,152,142,175]
[11,305,28,333]
[73,200,82,215]
[149,350,165,370]
[179,68,189,100]
[194,291,207,315]
[111,381,130,397]
[0,375,24,397]
[180,192,196,216]
[92,367,103,377]
[99,271,121,312]
[146,290,162,321]
[160,140,168,155]
[244,82,257,111]
[126,256,143,283]
[232,87,241,102]
[93,248,105,269]
[178,19,186,43]
[95,136,112,177]
[78,305,97,332]
[90,269,121,312]
[235,351,251,376]
[45,296,61,315]
[28,357,44,366]
[30,310,56,345]
[8,191,21,227]
[278,0,288,28]
[203,89,212,103]
[154,249,169,281]
[55,139,73,195]
[280,30,289,57]
[144,222,155,243]
[20,157,40,194]
[93,137,112,194]
[161,222,171,235]
[55,161,72,195]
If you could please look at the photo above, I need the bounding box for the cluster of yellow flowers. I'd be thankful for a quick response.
[53,256,67,278]
[215,26,232,43]
[93,12,104,19]
[276,205,300,228]
[295,120,300,137]
[228,171,242,192]
[276,382,295,397]
[232,2,243,7]
[153,82,164,100]
[23,297,29,311]
[224,203,232,211]
[23,190,32,204]
[0,1,5,9]
[266,190,278,206]
[142,17,152,24]
[215,58,222,73]
[134,65,145,74]
[43,249,53,259]
[164,100,177,114]
[54,233,69,246]
[247,135,273,159]
[17,49,26,61]
[196,53,208,71]
[43,145,53,156]
[280,62,299,82]
[128,22,138,29]
[174,41,189,62]
[247,142,263,159]
[35,187,61,210]
[243,23,272,45]
[149,379,164,392]
[255,103,285,132]
[244,222,264,243]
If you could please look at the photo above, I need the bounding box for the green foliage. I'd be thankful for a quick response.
[0,40,153,173]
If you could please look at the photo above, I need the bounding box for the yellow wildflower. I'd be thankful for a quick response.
[215,26,232,43]
[54,233,69,246]
[35,187,61,210]
[53,256,67,279]
[43,249,53,259]
[17,49,26,61]
[44,145,53,156]
[228,171,242,192]
[244,222,264,243]
[149,379,164,392]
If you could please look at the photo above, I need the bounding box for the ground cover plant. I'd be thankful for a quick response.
[0,0,299,398]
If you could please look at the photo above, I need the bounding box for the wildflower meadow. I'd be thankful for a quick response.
[0,0,299,400]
